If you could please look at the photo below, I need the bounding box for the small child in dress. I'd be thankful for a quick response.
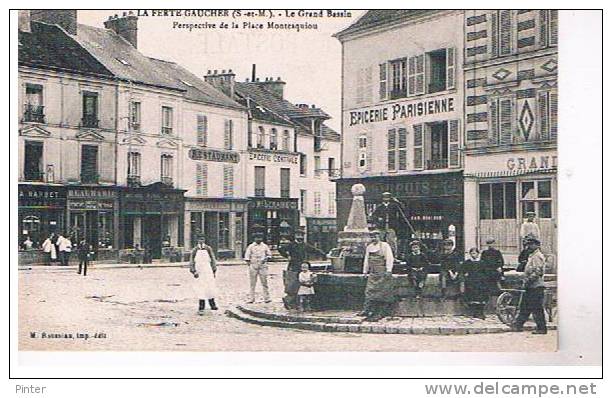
[297,262,317,312]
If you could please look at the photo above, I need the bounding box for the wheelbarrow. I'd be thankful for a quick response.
[496,284,557,326]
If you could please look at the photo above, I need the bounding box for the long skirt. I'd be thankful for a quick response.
[283,270,300,296]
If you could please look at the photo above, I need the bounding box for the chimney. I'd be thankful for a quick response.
[255,76,286,99]
[18,10,31,33]
[251,64,257,82]
[204,69,236,99]
[30,9,77,35]
[104,11,138,48]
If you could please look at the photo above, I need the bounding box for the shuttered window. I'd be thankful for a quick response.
[446,47,456,90]
[254,166,265,197]
[223,165,234,197]
[538,10,558,47]
[389,59,407,99]
[314,192,321,216]
[328,192,336,216]
[387,128,397,171]
[398,128,408,171]
[280,168,290,198]
[408,55,425,96]
[196,163,208,196]
[488,98,499,144]
[413,124,424,170]
[491,10,514,57]
[538,90,558,141]
[80,145,98,183]
[489,97,515,145]
[379,63,388,100]
[197,114,208,146]
[224,119,233,150]
[448,120,460,167]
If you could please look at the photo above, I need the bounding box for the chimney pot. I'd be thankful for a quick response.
[114,14,118,18]
[123,11,127,17]
[246,78,249,82]
[214,69,218,74]
[228,69,233,73]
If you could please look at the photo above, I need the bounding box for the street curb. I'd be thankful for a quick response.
[19,261,247,271]
[226,306,557,335]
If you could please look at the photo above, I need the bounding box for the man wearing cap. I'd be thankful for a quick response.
[438,238,464,298]
[512,236,548,334]
[520,211,541,242]
[244,233,272,303]
[371,192,405,255]
[189,234,218,314]
[404,240,430,298]
[480,237,505,293]
[361,229,396,321]
[278,229,327,309]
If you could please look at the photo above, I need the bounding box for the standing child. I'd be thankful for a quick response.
[462,247,488,319]
[297,262,317,312]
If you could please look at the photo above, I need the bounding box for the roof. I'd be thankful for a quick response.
[18,21,113,77]
[147,57,244,110]
[74,23,184,91]
[334,10,441,40]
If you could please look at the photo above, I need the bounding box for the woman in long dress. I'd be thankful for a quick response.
[361,229,396,322]
[189,234,218,315]
[462,247,488,319]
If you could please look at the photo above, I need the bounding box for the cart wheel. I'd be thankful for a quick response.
[496,291,518,326]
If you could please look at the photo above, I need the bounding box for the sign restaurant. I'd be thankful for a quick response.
[349,96,455,126]
[189,148,240,163]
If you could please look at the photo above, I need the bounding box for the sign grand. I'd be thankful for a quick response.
[349,96,455,126]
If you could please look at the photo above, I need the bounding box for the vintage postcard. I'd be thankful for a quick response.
[15,9,565,354]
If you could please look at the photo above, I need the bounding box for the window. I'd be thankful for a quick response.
[98,211,114,248]
[190,212,203,245]
[300,189,307,212]
[24,141,43,181]
[218,213,230,249]
[358,136,368,170]
[379,63,388,100]
[197,114,208,146]
[82,91,99,128]
[80,145,98,184]
[224,120,234,150]
[408,55,425,95]
[491,10,514,57]
[300,153,307,176]
[257,126,265,148]
[223,165,234,197]
[314,156,321,177]
[314,192,321,216]
[427,49,447,93]
[389,58,407,99]
[161,154,173,186]
[479,182,517,220]
[328,191,336,216]
[387,128,408,171]
[538,90,558,142]
[282,130,290,151]
[359,136,367,149]
[270,128,278,150]
[521,180,552,219]
[161,106,173,135]
[196,163,208,196]
[127,151,141,177]
[489,96,515,145]
[24,84,44,123]
[130,101,141,131]
[280,168,290,198]
[328,157,336,178]
[254,166,265,197]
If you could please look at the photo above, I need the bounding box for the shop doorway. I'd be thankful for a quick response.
[143,215,162,259]
[70,212,99,250]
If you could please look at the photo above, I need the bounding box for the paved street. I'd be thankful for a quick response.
[19,263,556,352]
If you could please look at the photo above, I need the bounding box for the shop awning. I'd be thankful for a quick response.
[464,167,557,179]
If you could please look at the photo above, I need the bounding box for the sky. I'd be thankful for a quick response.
[78,10,363,132]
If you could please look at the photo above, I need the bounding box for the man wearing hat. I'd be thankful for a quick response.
[512,236,548,334]
[371,192,406,255]
[244,232,272,303]
[520,211,541,242]
[189,233,218,314]
[438,238,464,298]
[480,237,505,293]
[278,229,327,309]
[404,240,430,298]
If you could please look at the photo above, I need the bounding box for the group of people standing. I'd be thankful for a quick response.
[40,232,93,276]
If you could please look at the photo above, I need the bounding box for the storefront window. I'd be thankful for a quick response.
[98,211,114,248]
[218,213,230,249]
[521,180,553,219]
[480,182,517,220]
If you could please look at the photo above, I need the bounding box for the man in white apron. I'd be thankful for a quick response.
[189,234,218,314]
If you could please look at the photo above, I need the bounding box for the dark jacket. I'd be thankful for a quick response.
[480,247,505,278]
[439,250,463,274]
[371,201,407,238]
[278,241,325,272]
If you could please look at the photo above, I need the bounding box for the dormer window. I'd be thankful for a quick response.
[116,58,130,66]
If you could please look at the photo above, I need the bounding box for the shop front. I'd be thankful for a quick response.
[248,197,299,249]
[18,183,66,250]
[464,149,557,257]
[66,186,118,261]
[336,172,464,255]
[306,218,337,255]
[119,182,185,259]
[185,198,249,259]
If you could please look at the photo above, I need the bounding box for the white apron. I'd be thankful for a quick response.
[193,248,217,300]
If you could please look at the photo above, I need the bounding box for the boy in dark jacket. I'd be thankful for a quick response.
[404,240,430,298]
